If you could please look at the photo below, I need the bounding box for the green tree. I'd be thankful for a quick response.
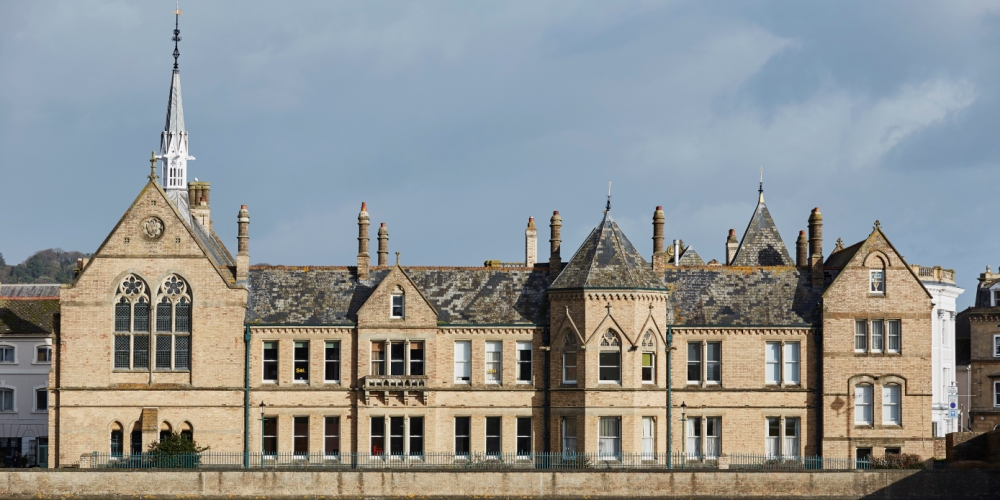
[146,432,210,468]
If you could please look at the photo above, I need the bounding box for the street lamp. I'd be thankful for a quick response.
[680,401,687,460]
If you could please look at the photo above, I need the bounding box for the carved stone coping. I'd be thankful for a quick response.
[251,327,354,336]
[439,327,543,336]
[670,328,814,337]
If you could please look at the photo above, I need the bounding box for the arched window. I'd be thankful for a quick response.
[598,330,621,384]
[159,421,172,442]
[641,331,656,383]
[113,275,150,370]
[180,421,193,442]
[154,275,192,371]
[130,422,143,455]
[562,334,578,384]
[869,255,886,295]
[390,286,405,318]
[110,422,124,457]
[882,384,901,425]
[854,384,873,425]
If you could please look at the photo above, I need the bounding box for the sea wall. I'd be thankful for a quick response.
[1,469,999,499]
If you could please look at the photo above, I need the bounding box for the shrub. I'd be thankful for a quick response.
[870,453,923,469]
[146,432,210,468]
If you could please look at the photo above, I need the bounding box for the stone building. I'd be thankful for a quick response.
[47,18,937,466]
[955,268,1000,432]
[0,283,59,466]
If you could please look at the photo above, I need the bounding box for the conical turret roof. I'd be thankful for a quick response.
[730,193,793,266]
[550,211,664,290]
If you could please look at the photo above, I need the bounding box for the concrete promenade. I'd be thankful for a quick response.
[0,469,999,499]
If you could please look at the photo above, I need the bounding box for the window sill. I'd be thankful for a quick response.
[516,381,532,385]
[153,369,191,373]
[642,381,656,385]
[598,381,621,385]
[562,381,577,386]
[853,424,874,429]
[30,361,52,366]
[454,381,470,385]
[323,381,342,385]
[292,380,309,384]
[113,369,151,373]
[31,410,47,414]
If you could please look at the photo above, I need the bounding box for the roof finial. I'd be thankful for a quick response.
[172,3,182,71]
[395,251,401,266]
[758,166,764,203]
[148,151,159,181]
[874,220,881,231]
[606,181,612,211]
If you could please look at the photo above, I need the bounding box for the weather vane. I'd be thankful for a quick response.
[172,3,183,70]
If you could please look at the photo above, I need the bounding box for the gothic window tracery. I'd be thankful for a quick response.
[599,330,621,384]
[113,275,150,370]
[154,275,192,371]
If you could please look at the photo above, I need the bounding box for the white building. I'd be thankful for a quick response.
[0,283,59,466]
[912,265,964,437]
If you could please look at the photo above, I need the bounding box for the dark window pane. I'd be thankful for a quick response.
[371,417,385,456]
[263,342,278,381]
[156,299,172,332]
[294,341,309,381]
[325,417,340,455]
[485,417,501,455]
[115,298,130,332]
[130,430,142,455]
[390,342,405,376]
[133,336,149,369]
[133,298,149,332]
[263,417,278,455]
[516,417,531,456]
[156,335,172,369]
[455,417,470,456]
[410,343,424,376]
[35,389,47,411]
[174,336,190,370]
[325,342,340,381]
[389,416,405,456]
[409,417,424,456]
[293,417,308,455]
[110,430,123,456]
[599,352,620,381]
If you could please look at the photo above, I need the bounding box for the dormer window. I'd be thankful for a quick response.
[992,290,1000,307]
[870,270,885,294]
[391,287,405,318]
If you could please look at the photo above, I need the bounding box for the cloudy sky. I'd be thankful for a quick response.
[2,1,997,307]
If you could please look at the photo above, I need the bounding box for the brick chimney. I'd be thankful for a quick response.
[652,206,666,272]
[188,181,211,230]
[549,211,562,278]
[796,230,808,268]
[525,217,537,268]
[357,202,371,280]
[725,229,738,265]
[236,205,250,281]
[377,222,389,266]
[808,208,823,287]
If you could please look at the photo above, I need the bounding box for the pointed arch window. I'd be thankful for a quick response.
[154,275,192,371]
[562,334,578,384]
[641,331,656,384]
[114,275,150,370]
[390,286,405,319]
[599,330,621,384]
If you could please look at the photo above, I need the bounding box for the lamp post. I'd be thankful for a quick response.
[259,401,266,465]
[680,401,687,461]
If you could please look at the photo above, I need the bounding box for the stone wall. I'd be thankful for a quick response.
[1,469,999,499]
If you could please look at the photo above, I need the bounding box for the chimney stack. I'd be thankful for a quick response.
[808,208,823,287]
[725,229,738,265]
[377,223,389,266]
[549,211,562,278]
[652,206,666,272]
[796,230,808,268]
[188,181,211,230]
[357,202,371,280]
[525,217,537,268]
[236,205,250,281]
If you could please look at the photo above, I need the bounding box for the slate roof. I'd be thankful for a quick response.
[730,198,794,266]
[824,240,864,269]
[668,246,705,266]
[550,211,663,290]
[191,219,236,280]
[246,266,549,326]
[662,267,822,327]
[0,284,60,335]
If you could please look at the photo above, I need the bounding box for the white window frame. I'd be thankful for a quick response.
[783,342,800,385]
[562,351,577,384]
[871,320,884,353]
[705,342,721,384]
[454,341,471,384]
[390,292,405,319]
[0,387,15,412]
[324,340,341,383]
[705,417,721,459]
[993,289,1000,307]
[598,331,621,384]
[293,340,309,383]
[994,334,1000,358]
[33,385,48,413]
[994,381,1000,407]
[484,416,502,457]
[598,416,621,460]
[641,416,655,459]
[641,351,655,384]
[784,417,800,458]
[855,384,873,426]
[887,319,901,353]
[870,269,885,295]
[485,341,502,384]
[882,384,901,425]
[262,341,278,383]
[34,343,52,364]
[765,342,780,385]
[515,416,532,457]
[516,341,532,384]
[687,342,701,384]
[324,416,340,458]
[854,320,868,353]
[765,417,780,457]
[0,345,15,364]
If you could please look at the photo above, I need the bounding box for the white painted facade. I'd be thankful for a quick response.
[916,268,964,437]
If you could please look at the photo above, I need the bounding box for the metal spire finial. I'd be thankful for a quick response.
[148,151,159,181]
[606,181,612,211]
[758,166,764,203]
[172,3,182,71]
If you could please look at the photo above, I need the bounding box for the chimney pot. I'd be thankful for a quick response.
[549,211,563,278]
[526,216,538,268]
[358,203,371,279]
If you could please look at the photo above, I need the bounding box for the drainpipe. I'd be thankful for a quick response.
[244,325,251,469]
[666,325,673,469]
[543,339,551,453]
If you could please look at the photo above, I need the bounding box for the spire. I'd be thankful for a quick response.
[730,179,794,266]
[606,182,612,212]
[158,4,195,217]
